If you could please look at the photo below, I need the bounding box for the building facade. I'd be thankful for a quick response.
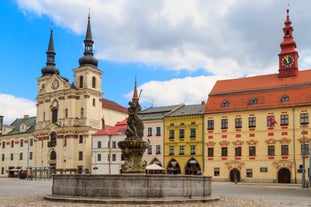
[164,103,205,175]
[0,115,36,177]
[33,15,127,174]
[204,9,311,184]
[91,119,127,174]
[139,104,184,167]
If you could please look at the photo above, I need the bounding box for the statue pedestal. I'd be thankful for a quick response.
[118,138,149,173]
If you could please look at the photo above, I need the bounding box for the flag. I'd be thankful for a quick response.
[269,117,277,125]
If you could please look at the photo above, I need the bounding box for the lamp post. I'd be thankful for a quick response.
[26,138,30,180]
[301,125,308,188]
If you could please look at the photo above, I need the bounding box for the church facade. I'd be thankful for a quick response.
[33,14,127,174]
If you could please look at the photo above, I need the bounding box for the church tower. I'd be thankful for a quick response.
[73,13,103,129]
[278,9,299,78]
[34,14,104,174]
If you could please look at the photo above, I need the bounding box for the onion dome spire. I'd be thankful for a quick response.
[41,28,60,76]
[280,8,297,52]
[79,13,98,68]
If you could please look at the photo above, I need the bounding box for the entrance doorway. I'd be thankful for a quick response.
[278,168,291,183]
[230,168,241,182]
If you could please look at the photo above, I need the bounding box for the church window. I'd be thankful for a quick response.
[50,132,57,144]
[92,76,96,88]
[51,107,58,123]
[43,112,45,121]
[65,108,68,118]
[78,151,83,160]
[80,108,84,118]
[93,98,96,106]
[79,76,83,88]
[79,135,83,144]
[50,151,56,160]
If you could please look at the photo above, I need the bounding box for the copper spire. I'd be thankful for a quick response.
[132,78,139,103]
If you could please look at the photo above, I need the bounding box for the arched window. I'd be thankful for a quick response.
[81,108,84,118]
[79,76,83,88]
[51,107,58,123]
[92,76,96,88]
[50,132,57,144]
[65,108,68,118]
[50,151,56,160]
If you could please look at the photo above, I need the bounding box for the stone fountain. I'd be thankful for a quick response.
[118,82,149,173]
[46,81,215,204]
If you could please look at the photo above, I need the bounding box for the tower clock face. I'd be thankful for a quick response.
[281,55,294,67]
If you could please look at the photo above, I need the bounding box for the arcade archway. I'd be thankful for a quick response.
[167,159,181,174]
[185,158,201,175]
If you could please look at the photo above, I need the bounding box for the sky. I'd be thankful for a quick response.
[1,0,311,124]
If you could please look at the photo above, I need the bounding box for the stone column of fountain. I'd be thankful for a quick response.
[118,80,149,173]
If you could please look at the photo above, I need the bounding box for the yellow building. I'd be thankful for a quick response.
[204,9,311,184]
[33,15,127,174]
[164,103,205,175]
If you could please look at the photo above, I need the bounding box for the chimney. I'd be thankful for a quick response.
[24,115,29,119]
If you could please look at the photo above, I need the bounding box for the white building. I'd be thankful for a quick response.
[91,119,127,174]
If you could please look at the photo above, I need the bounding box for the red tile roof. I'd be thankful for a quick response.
[205,69,311,113]
[102,98,127,113]
[93,118,127,136]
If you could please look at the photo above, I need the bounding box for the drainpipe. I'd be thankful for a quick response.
[293,107,297,184]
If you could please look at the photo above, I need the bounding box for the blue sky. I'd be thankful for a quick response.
[1,0,311,124]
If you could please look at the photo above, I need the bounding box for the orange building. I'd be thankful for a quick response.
[204,9,311,184]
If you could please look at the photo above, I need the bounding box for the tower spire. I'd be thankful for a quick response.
[41,27,60,76]
[278,8,299,78]
[79,12,98,68]
[132,78,139,103]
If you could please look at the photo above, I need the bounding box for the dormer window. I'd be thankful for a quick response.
[250,97,257,105]
[282,95,289,103]
[222,100,229,108]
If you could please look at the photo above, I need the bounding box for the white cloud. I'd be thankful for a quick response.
[15,0,311,106]
[0,94,36,125]
[126,75,222,107]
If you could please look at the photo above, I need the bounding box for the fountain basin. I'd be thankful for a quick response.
[51,174,212,199]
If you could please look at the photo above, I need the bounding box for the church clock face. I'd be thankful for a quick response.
[52,80,59,89]
[281,55,294,68]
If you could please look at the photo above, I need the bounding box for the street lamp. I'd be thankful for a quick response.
[301,125,308,188]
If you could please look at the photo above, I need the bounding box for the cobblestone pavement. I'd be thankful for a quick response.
[0,178,308,207]
[0,194,276,207]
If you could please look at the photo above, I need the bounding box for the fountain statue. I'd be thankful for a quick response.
[118,80,149,173]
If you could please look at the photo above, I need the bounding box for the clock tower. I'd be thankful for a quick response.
[278,9,299,78]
